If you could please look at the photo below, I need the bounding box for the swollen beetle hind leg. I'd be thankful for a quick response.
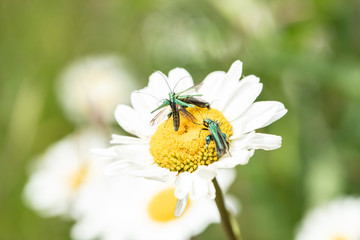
[205,135,213,153]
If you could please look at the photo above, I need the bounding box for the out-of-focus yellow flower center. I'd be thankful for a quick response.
[68,164,89,191]
[332,236,348,240]
[149,107,232,173]
[147,188,190,222]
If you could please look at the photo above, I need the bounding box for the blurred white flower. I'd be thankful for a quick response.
[296,197,360,240]
[210,0,277,37]
[56,56,138,124]
[71,169,237,240]
[23,128,108,218]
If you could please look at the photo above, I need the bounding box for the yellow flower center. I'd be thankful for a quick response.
[149,107,232,173]
[332,236,348,240]
[147,187,190,222]
[68,164,89,191]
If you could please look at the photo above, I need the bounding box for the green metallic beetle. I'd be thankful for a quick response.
[150,74,209,131]
[201,119,230,158]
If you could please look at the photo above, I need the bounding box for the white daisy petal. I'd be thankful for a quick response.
[131,166,174,182]
[225,60,243,85]
[216,169,236,192]
[247,133,282,150]
[196,166,217,180]
[110,134,149,145]
[199,71,226,104]
[223,75,263,121]
[104,162,173,182]
[214,60,244,110]
[104,161,150,176]
[113,144,153,161]
[215,149,255,168]
[114,104,154,139]
[207,180,216,199]
[130,89,159,114]
[224,194,240,215]
[229,118,247,140]
[91,146,119,158]
[168,68,194,92]
[103,161,132,175]
[191,174,211,200]
[175,172,192,199]
[240,101,288,133]
[230,133,255,150]
[174,195,189,217]
[148,71,170,99]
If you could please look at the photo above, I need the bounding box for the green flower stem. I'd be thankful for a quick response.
[213,178,243,240]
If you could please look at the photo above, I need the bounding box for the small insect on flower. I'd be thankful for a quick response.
[194,106,231,159]
[150,71,209,131]
[202,118,231,158]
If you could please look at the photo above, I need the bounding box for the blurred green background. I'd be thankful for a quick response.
[1,0,360,239]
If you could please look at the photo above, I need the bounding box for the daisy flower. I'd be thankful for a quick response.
[56,55,138,124]
[23,128,108,218]
[295,197,360,240]
[71,169,237,240]
[95,60,287,215]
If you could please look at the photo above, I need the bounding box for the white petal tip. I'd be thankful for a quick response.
[174,196,188,217]
[232,60,243,66]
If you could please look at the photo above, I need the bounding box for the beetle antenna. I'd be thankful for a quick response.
[154,70,172,93]
[193,107,205,125]
[205,100,216,119]
[173,75,191,92]
[133,91,161,102]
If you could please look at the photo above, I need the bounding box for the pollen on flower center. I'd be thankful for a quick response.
[149,107,232,173]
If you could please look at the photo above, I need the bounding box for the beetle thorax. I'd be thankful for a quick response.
[168,93,175,101]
